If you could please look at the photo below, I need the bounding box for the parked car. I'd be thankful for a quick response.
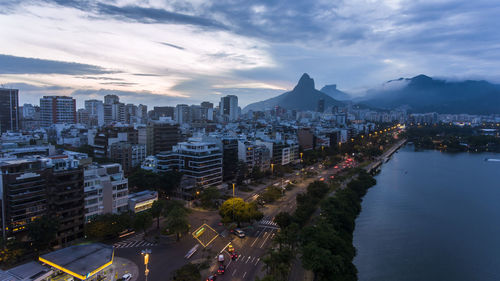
[206,275,217,281]
[122,273,132,281]
[232,228,245,238]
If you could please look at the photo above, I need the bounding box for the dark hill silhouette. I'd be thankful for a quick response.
[360,75,500,114]
[243,73,343,112]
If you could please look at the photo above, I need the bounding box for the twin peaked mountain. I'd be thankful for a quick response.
[243,73,345,113]
[243,73,500,114]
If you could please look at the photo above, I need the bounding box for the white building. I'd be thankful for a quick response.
[83,163,129,222]
[85,99,105,126]
[143,141,223,188]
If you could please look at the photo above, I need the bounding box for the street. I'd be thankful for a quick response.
[113,155,359,281]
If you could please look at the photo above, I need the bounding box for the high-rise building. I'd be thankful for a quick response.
[0,156,85,245]
[77,109,90,126]
[222,138,238,181]
[152,106,174,120]
[39,96,76,127]
[0,88,19,133]
[85,99,104,126]
[147,141,222,188]
[146,120,181,155]
[104,94,119,105]
[137,104,148,124]
[219,95,239,121]
[125,103,137,124]
[175,104,190,124]
[201,102,214,121]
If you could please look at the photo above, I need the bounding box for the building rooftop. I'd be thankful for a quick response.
[39,243,113,280]
[0,261,52,281]
[129,190,158,203]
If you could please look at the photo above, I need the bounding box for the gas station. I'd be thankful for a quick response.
[38,243,114,281]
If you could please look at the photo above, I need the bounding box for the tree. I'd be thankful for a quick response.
[172,263,201,281]
[199,186,221,209]
[0,244,24,266]
[27,216,59,251]
[85,213,132,240]
[166,206,189,241]
[150,200,166,229]
[274,212,292,229]
[133,211,153,234]
[219,197,263,227]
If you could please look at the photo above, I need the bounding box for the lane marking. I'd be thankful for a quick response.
[250,230,265,247]
[251,257,255,263]
[254,257,260,265]
[243,272,247,279]
[260,230,273,248]
[232,269,237,276]
[246,256,251,263]
[219,242,232,254]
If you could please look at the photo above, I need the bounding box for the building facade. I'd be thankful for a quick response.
[40,96,76,127]
[0,88,19,133]
[144,141,222,188]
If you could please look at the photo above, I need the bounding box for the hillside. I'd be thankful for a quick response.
[243,73,343,112]
[360,75,500,114]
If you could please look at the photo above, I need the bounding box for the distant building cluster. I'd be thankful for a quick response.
[1,86,500,247]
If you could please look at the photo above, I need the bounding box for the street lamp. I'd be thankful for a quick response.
[232,183,235,225]
[141,249,151,281]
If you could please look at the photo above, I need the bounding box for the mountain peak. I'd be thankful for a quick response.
[294,73,315,91]
[411,74,432,81]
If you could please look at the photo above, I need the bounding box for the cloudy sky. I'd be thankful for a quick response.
[1,0,499,108]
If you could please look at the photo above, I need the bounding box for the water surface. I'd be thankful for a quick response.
[353,146,500,281]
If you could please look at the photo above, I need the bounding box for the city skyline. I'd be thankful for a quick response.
[2,0,500,108]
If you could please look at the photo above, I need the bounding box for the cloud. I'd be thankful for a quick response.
[0,54,114,75]
[2,0,500,107]
[2,82,71,92]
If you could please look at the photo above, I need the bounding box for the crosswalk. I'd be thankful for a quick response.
[258,217,279,228]
[113,234,157,248]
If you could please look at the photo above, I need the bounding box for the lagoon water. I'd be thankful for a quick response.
[353,145,500,281]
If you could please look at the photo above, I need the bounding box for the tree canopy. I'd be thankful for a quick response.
[219,197,263,227]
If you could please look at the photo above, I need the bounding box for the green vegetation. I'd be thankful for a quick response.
[219,197,263,227]
[165,203,190,241]
[85,213,133,240]
[258,181,331,281]
[133,211,153,234]
[199,186,221,210]
[27,216,59,251]
[259,171,377,281]
[150,199,166,229]
[300,171,376,281]
[171,263,201,281]
[128,169,182,195]
[405,123,500,152]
